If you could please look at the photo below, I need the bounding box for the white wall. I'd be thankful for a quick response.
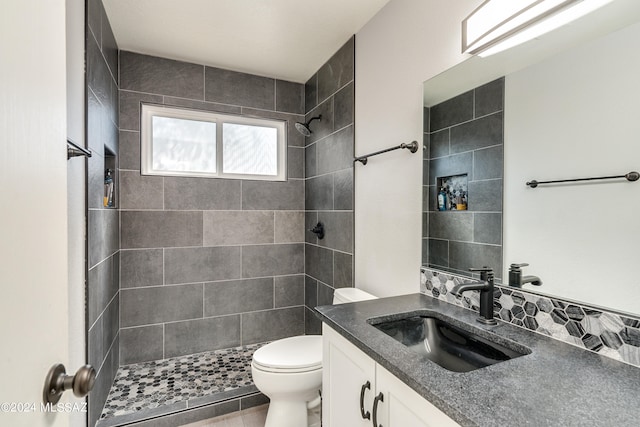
[354,0,482,296]
[504,22,640,315]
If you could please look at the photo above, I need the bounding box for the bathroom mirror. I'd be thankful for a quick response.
[422,0,640,316]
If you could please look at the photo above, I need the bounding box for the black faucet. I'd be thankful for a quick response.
[451,267,497,325]
[508,263,542,288]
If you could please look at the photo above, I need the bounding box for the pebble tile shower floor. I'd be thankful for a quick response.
[100,343,264,424]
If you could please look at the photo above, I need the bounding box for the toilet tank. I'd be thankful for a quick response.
[333,288,377,304]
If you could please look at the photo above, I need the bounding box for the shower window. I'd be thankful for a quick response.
[141,104,286,181]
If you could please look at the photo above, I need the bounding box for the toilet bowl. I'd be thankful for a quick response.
[251,287,377,427]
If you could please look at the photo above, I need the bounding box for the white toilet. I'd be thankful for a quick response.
[251,287,377,427]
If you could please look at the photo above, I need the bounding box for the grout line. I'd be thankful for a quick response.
[473,88,476,119]
[430,109,503,135]
[124,274,308,293]
[304,122,353,148]
[331,95,335,136]
[426,236,502,248]
[472,150,476,180]
[122,281,207,291]
[119,88,305,116]
[118,207,306,213]
[117,48,121,88]
[239,245,244,280]
[89,26,118,87]
[425,210,501,215]
[331,250,336,288]
[122,243,305,253]
[94,328,119,378]
[116,168,306,181]
[273,277,276,309]
[311,78,353,112]
[306,166,353,182]
[272,211,276,244]
[427,142,503,161]
[331,174,335,210]
[143,305,308,328]
[303,242,353,256]
[88,288,117,333]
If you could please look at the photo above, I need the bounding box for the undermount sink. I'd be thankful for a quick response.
[370,314,530,372]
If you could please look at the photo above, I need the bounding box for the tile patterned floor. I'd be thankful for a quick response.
[100,343,264,421]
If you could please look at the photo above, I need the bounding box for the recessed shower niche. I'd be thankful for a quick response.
[436,174,468,211]
[103,147,116,208]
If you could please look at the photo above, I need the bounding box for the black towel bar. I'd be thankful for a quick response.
[526,171,639,188]
[354,141,419,165]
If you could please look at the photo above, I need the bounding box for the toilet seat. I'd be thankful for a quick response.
[252,336,322,373]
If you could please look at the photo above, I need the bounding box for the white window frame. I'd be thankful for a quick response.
[140,103,287,181]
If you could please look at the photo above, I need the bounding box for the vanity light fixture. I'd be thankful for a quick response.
[462,0,614,57]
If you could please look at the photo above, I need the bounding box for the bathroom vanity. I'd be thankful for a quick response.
[323,324,459,426]
[316,294,640,426]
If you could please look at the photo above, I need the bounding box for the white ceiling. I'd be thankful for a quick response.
[103,0,391,83]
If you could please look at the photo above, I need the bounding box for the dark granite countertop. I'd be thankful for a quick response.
[314,293,640,427]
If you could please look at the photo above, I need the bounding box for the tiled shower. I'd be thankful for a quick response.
[117,49,307,366]
[85,2,355,425]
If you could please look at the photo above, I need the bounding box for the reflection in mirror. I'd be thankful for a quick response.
[422,79,504,280]
[422,2,640,316]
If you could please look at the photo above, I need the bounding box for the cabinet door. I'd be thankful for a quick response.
[376,366,460,427]
[323,325,377,427]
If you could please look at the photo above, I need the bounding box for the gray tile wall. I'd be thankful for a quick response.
[423,78,504,279]
[118,51,307,365]
[86,1,120,426]
[304,37,356,334]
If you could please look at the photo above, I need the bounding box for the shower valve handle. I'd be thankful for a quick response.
[309,222,325,239]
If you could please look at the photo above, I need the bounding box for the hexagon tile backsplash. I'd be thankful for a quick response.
[420,267,640,368]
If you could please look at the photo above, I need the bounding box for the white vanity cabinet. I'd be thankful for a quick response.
[323,325,460,427]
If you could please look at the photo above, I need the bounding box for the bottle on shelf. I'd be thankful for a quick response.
[104,169,114,208]
[437,187,448,211]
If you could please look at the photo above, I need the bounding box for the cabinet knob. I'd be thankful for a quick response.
[360,380,371,420]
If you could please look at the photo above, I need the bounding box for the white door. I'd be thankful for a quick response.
[0,1,84,426]
[67,0,90,425]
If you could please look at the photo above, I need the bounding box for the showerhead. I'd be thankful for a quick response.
[294,115,322,137]
[295,122,312,137]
